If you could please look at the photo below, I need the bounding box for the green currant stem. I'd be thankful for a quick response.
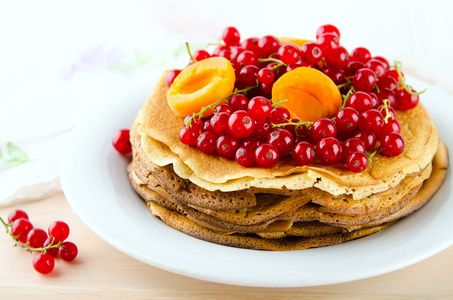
[185,42,198,63]
[272,119,313,130]
[258,57,284,64]
[271,99,288,107]
[394,60,427,96]
[185,82,259,128]
[366,149,379,165]
[270,62,287,70]
[341,86,356,109]
[379,99,393,124]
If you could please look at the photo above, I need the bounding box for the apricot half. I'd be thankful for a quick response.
[278,37,312,47]
[167,57,235,117]
[272,67,342,122]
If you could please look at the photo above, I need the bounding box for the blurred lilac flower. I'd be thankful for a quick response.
[61,44,125,79]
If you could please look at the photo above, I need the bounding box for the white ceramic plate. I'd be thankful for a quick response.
[61,74,453,288]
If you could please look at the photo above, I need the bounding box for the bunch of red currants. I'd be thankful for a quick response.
[1,209,78,274]
[170,25,423,172]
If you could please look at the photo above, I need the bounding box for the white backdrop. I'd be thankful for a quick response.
[1,0,452,204]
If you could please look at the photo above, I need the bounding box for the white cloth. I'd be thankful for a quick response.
[1,0,453,206]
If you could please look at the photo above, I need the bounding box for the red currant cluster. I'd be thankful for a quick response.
[0,209,78,274]
[169,25,425,171]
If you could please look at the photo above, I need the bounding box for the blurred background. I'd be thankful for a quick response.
[0,0,452,203]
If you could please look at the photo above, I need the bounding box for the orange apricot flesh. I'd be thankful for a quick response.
[272,67,342,122]
[278,37,312,47]
[167,57,235,117]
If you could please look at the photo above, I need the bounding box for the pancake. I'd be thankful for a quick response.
[135,72,438,200]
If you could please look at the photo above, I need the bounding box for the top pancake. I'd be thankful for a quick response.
[136,71,439,199]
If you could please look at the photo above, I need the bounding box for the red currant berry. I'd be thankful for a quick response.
[248,96,272,120]
[345,60,365,77]
[179,127,199,146]
[112,129,132,155]
[255,144,280,168]
[316,24,341,39]
[192,49,210,62]
[238,65,259,87]
[286,61,303,72]
[165,69,181,86]
[269,106,291,125]
[222,26,240,47]
[212,45,229,56]
[59,241,78,262]
[317,33,340,56]
[241,136,263,150]
[365,58,386,78]
[259,82,274,98]
[11,218,34,243]
[395,89,419,110]
[347,152,369,172]
[310,118,337,142]
[335,107,360,132]
[26,228,48,249]
[229,94,249,111]
[377,88,397,107]
[218,49,232,60]
[324,46,349,69]
[48,221,70,242]
[210,112,230,136]
[240,37,259,53]
[350,47,372,63]
[43,238,59,257]
[266,128,295,155]
[377,76,397,91]
[277,43,300,65]
[257,35,281,58]
[359,109,383,132]
[380,132,405,157]
[299,42,323,65]
[267,62,286,78]
[316,137,342,165]
[236,50,258,67]
[346,91,373,112]
[213,104,232,115]
[292,141,315,166]
[197,131,218,153]
[254,118,272,139]
[378,105,397,120]
[235,146,255,167]
[8,209,28,224]
[369,92,380,109]
[322,67,345,85]
[342,138,366,160]
[373,56,390,70]
[183,114,203,132]
[379,118,401,138]
[216,135,239,159]
[33,253,55,274]
[228,110,255,139]
[230,47,246,63]
[258,68,275,84]
[353,129,378,152]
[385,69,402,82]
[353,68,377,92]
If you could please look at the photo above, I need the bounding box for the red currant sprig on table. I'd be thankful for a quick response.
[169,25,425,172]
[1,210,78,274]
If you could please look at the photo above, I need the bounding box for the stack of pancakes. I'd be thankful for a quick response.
[127,72,449,251]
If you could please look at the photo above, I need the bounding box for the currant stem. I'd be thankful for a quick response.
[185,42,198,63]
[341,86,355,109]
[0,216,63,253]
[270,62,287,70]
[366,149,379,165]
[258,57,285,64]
[394,61,427,96]
[379,99,393,124]
[271,99,288,107]
[272,119,313,130]
[185,82,259,127]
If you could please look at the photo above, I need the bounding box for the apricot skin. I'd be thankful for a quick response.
[278,37,312,47]
[272,67,342,122]
[167,57,235,118]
